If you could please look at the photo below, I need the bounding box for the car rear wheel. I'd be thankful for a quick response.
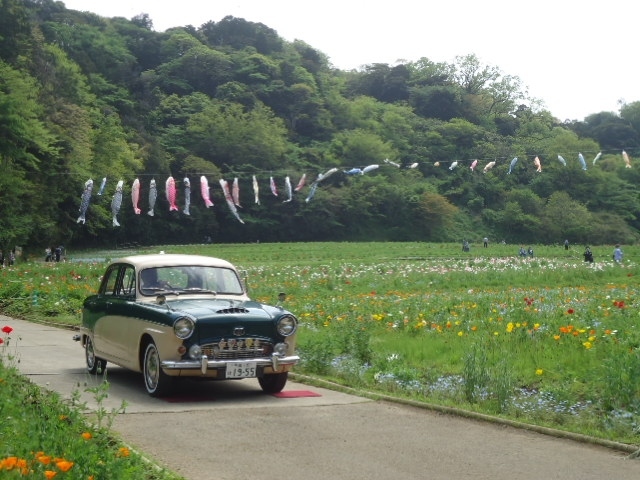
[143,341,174,397]
[85,336,106,375]
[258,372,288,393]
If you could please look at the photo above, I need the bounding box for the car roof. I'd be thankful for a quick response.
[110,254,237,270]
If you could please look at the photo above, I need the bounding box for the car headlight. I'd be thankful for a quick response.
[277,314,297,336]
[174,316,195,339]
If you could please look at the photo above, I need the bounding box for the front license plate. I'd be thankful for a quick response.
[226,362,257,378]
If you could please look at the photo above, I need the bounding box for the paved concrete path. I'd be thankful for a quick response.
[5,315,640,480]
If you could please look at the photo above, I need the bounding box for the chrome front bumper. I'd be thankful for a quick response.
[161,353,300,375]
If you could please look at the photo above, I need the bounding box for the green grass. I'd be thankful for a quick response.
[1,241,639,474]
[0,339,184,479]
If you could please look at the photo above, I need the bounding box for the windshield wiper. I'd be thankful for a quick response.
[142,287,180,296]
[179,288,217,294]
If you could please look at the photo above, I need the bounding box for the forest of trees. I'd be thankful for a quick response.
[1,0,640,258]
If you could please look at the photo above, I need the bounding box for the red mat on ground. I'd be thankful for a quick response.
[272,390,321,398]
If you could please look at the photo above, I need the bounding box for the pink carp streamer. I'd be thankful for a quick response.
[200,176,214,208]
[166,176,179,211]
[131,178,141,214]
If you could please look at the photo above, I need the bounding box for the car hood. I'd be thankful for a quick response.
[162,298,291,342]
[164,298,277,319]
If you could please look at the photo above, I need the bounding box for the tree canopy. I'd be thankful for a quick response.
[0,0,638,257]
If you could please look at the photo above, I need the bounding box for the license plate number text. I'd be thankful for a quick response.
[226,362,257,378]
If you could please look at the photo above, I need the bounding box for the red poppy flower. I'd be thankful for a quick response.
[1,326,12,334]
[567,308,574,314]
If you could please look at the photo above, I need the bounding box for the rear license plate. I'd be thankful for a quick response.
[226,362,257,378]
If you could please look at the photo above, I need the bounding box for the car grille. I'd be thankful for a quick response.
[201,338,273,360]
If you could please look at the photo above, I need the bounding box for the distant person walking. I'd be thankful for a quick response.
[564,239,569,250]
[613,244,623,263]
[483,237,488,248]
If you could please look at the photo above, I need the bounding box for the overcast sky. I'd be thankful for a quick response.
[62,0,638,121]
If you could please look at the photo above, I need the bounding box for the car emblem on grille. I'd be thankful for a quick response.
[233,327,245,336]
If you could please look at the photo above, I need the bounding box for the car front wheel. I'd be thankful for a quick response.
[258,372,288,393]
[143,341,174,397]
[85,336,106,375]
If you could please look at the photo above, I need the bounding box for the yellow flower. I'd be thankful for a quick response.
[457,331,464,337]
[535,369,544,376]
[506,322,514,333]
[583,341,593,349]
[553,335,561,341]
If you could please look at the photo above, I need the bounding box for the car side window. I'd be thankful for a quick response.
[118,266,136,297]
[101,266,120,296]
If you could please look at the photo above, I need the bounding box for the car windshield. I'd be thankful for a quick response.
[139,265,243,296]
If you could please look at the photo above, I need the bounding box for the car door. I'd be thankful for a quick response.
[88,264,123,360]
[99,264,143,367]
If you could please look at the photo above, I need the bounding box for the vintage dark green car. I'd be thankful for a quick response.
[74,253,299,396]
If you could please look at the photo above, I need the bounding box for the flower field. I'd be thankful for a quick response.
[1,242,639,445]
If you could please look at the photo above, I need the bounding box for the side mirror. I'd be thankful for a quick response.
[276,292,287,308]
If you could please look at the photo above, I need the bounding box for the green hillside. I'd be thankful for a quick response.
[1,0,639,257]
